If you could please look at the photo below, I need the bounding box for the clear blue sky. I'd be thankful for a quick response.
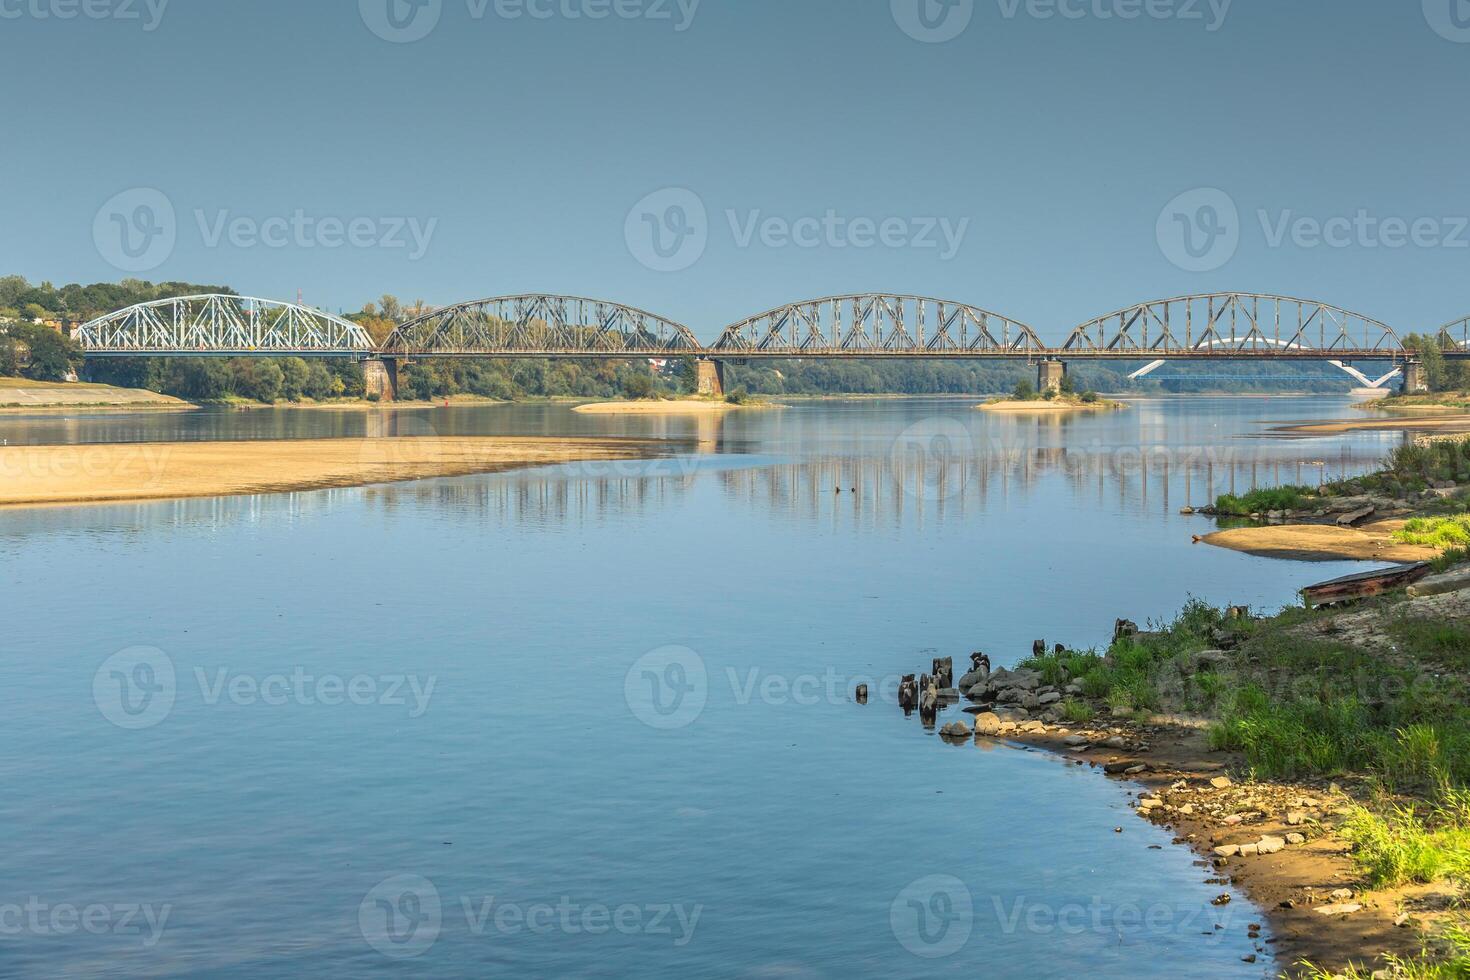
[3,0,1468,342]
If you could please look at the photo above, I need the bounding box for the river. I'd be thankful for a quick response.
[0,395,1404,977]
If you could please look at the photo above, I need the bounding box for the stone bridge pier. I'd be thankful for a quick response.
[1402,360,1428,395]
[363,358,402,401]
[695,358,726,398]
[1037,359,1067,394]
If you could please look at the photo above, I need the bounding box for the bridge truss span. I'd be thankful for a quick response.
[1062,293,1406,361]
[1438,315,1470,350]
[383,294,702,358]
[712,294,1046,357]
[76,294,376,357]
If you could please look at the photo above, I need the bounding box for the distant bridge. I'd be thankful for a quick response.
[74,291,1468,398]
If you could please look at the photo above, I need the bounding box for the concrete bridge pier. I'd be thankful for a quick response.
[363,358,401,401]
[1037,359,1067,394]
[695,358,726,398]
[1402,360,1429,395]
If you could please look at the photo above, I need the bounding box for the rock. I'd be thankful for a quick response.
[1329,888,1353,901]
[1211,894,1231,907]
[936,688,960,701]
[998,722,1017,734]
[1256,836,1285,855]
[1214,845,1240,857]
[957,669,988,691]
[1210,776,1233,789]
[1138,797,1162,810]
[1104,735,1128,749]
[1237,843,1258,857]
[1038,691,1062,705]
[1315,903,1361,917]
[1113,619,1140,642]
[1064,682,1082,694]
[1124,764,1149,775]
[1063,735,1088,746]
[1222,814,1244,825]
[974,713,1002,736]
[1019,720,1045,733]
[1336,506,1376,528]
[988,668,1041,692]
[1178,804,1195,815]
[1103,760,1138,774]
[1196,650,1231,671]
[1021,693,1041,711]
[1286,811,1304,826]
[1286,833,1305,845]
[940,720,971,738]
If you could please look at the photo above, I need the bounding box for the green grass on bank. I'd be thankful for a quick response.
[1214,486,1314,516]
[1302,924,1470,979]
[1398,516,1470,549]
[1024,592,1470,900]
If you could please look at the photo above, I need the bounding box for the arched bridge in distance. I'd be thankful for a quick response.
[74,291,1470,398]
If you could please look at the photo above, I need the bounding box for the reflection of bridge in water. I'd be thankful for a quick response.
[714,443,1395,524]
[0,439,1397,538]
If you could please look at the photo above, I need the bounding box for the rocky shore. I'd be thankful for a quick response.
[873,595,1470,978]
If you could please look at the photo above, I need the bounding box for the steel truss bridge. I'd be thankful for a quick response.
[72,292,1470,391]
[76,295,375,357]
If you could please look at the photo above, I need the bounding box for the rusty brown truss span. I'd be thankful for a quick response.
[77,292,1470,362]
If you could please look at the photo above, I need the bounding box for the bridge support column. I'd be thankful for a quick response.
[1402,360,1429,395]
[363,358,400,401]
[1038,359,1067,394]
[695,358,725,398]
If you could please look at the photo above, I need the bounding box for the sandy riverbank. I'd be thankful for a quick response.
[1274,414,1470,436]
[0,380,192,412]
[0,436,667,508]
[573,399,782,415]
[1199,520,1437,563]
[977,398,1127,414]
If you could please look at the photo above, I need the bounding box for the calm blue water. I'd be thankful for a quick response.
[0,396,1404,977]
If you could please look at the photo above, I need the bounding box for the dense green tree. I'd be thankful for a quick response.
[16,325,80,381]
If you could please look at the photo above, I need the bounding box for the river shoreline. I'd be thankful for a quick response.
[987,719,1406,977]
